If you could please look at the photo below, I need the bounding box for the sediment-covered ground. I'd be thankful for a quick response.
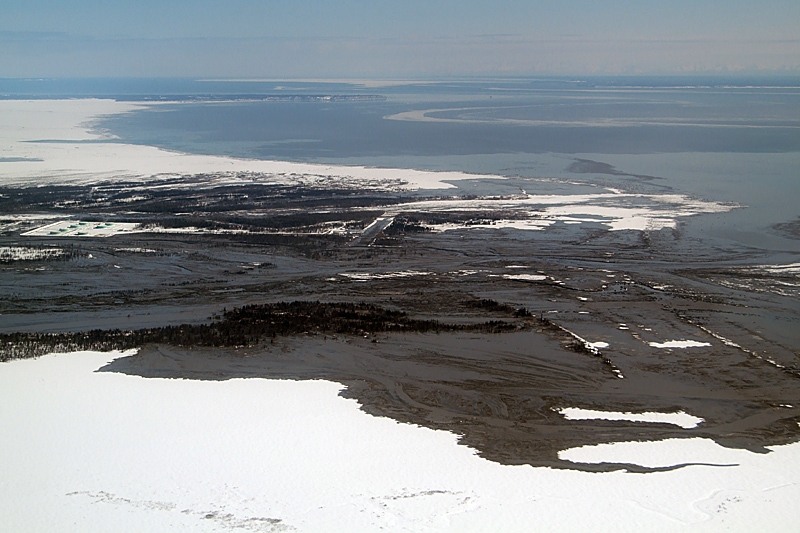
[2,174,798,467]
[1,97,798,467]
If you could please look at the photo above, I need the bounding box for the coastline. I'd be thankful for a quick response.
[1,349,798,532]
[0,98,471,190]
[0,99,740,235]
[1,94,799,531]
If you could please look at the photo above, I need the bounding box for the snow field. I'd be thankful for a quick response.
[1,351,799,532]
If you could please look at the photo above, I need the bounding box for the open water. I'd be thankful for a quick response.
[4,76,799,254]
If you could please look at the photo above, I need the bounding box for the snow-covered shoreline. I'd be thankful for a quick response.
[0,99,468,190]
[0,99,737,235]
[1,350,798,532]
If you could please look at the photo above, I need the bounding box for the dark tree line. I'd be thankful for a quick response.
[1,301,526,361]
[464,298,532,317]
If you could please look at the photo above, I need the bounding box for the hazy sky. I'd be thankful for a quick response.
[1,0,799,78]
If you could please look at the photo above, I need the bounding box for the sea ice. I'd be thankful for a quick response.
[0,99,474,191]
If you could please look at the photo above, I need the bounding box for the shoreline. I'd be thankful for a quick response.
[0,98,492,190]
[2,348,799,531]
[2,90,800,530]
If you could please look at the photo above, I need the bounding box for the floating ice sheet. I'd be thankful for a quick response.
[0,99,477,191]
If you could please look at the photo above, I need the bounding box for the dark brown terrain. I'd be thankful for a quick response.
[2,174,798,470]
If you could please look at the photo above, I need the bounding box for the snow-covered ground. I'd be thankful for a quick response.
[338,270,433,281]
[557,407,704,429]
[395,193,734,233]
[649,340,713,349]
[22,220,140,237]
[502,273,548,282]
[1,350,799,532]
[0,245,65,262]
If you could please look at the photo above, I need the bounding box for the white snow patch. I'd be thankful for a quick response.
[114,248,158,253]
[558,408,703,429]
[649,340,712,349]
[22,220,139,237]
[586,341,609,350]
[0,246,65,261]
[502,273,547,282]
[412,192,734,234]
[426,219,555,233]
[339,270,432,280]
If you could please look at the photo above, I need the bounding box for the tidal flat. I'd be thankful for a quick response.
[2,172,798,466]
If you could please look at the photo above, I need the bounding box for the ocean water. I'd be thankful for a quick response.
[5,77,798,254]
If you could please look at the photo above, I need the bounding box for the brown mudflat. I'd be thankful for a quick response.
[2,177,799,469]
[100,325,799,472]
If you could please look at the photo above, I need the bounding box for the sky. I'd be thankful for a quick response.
[1,0,799,78]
